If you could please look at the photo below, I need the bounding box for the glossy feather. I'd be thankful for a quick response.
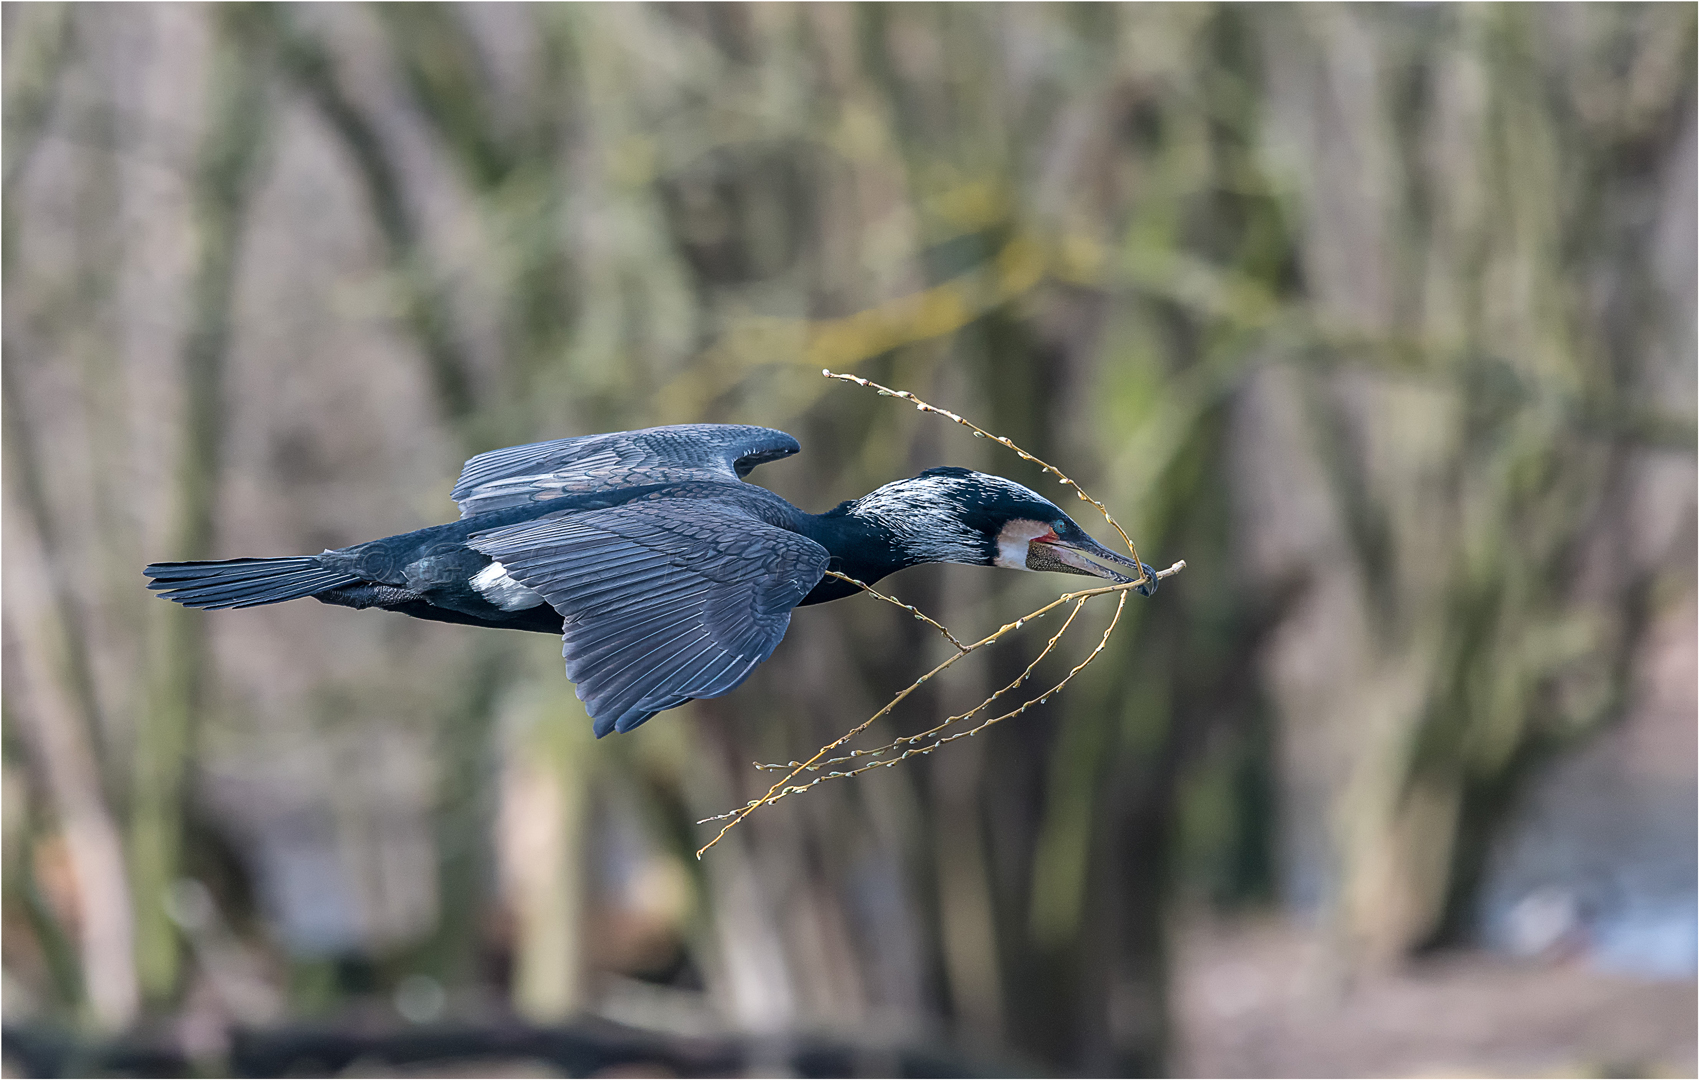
[145,422,1153,737]
[451,425,800,518]
[470,499,829,735]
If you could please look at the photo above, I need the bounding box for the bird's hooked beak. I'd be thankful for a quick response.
[1025,525,1159,596]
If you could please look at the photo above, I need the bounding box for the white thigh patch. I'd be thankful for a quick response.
[470,560,546,611]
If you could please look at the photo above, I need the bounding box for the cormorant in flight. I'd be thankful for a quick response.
[145,425,1156,736]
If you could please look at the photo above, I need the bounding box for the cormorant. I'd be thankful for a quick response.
[145,425,1157,736]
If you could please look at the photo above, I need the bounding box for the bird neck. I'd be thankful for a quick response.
[797,506,911,583]
[792,485,987,606]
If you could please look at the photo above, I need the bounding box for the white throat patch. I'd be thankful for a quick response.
[994,518,1056,570]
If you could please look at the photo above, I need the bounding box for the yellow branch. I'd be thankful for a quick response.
[693,371,1185,858]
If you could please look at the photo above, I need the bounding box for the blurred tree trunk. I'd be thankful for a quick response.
[270,6,597,1013]
[130,10,270,1005]
[1240,2,1697,975]
[498,686,593,1021]
[2,459,138,1031]
[269,7,480,432]
[1,5,137,1030]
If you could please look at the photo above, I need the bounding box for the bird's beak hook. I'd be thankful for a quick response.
[1029,533,1160,596]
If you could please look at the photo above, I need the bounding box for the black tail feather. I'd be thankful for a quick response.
[143,557,361,610]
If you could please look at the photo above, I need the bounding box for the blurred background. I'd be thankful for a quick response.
[2,3,1694,1076]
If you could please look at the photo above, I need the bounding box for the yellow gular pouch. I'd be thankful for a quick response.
[1026,540,1098,577]
[995,516,1147,585]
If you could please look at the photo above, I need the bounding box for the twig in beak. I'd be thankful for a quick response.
[692,375,1185,858]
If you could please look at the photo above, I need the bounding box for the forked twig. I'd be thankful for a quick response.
[823,570,968,652]
[754,594,1088,773]
[694,371,1185,857]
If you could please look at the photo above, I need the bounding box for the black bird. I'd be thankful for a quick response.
[145,425,1157,736]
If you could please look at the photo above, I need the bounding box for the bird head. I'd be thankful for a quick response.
[849,466,1157,594]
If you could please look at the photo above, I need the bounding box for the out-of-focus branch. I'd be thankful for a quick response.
[654,227,1048,418]
[1,2,74,192]
[0,1016,1013,1079]
[1,483,138,1032]
[130,7,272,1005]
[268,8,478,426]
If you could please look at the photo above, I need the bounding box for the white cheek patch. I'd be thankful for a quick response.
[994,519,1056,570]
[471,560,546,611]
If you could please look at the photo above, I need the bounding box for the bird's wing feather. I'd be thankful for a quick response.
[451,425,801,518]
[469,499,827,735]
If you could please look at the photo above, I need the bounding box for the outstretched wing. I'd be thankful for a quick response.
[470,499,828,736]
[451,424,801,518]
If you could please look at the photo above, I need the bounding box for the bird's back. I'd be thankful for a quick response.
[450,424,801,518]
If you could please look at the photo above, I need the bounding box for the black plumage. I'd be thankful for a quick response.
[145,424,1156,736]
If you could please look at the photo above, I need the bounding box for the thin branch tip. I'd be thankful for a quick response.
[697,373,1183,857]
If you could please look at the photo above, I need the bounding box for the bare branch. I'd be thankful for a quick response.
[693,369,1185,858]
[823,570,968,653]
[822,369,1147,577]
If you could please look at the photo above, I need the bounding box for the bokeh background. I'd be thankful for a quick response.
[3,3,1694,1076]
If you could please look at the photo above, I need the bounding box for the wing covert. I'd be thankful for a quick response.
[452,424,800,518]
[469,499,828,736]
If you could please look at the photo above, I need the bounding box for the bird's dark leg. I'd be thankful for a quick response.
[314,583,430,610]
[314,581,565,633]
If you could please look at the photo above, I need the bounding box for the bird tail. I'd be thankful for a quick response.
[143,556,361,610]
